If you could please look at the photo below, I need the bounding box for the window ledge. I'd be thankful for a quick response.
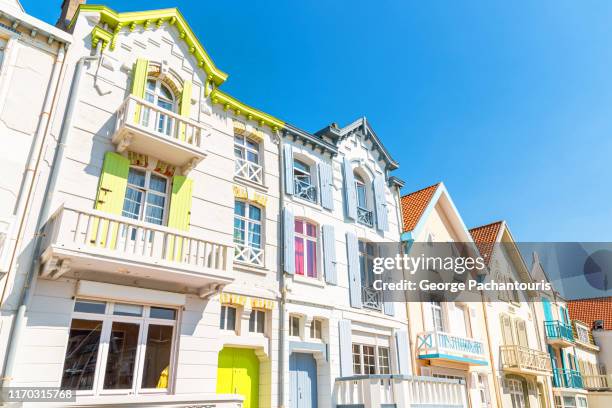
[234,261,268,275]
[292,274,325,287]
[233,175,268,192]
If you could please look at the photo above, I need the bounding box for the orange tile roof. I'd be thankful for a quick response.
[400,183,440,232]
[568,297,612,331]
[469,221,504,265]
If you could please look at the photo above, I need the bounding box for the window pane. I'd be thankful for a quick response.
[226,307,236,330]
[234,201,246,216]
[159,84,173,101]
[249,310,255,332]
[290,316,299,337]
[234,218,245,244]
[235,146,245,159]
[74,300,106,314]
[248,223,261,249]
[256,311,265,333]
[306,222,316,238]
[352,344,362,374]
[293,160,310,173]
[103,322,140,390]
[61,319,103,390]
[128,168,146,187]
[146,79,156,91]
[295,237,304,276]
[150,307,176,320]
[149,175,167,193]
[246,139,258,150]
[249,205,261,221]
[247,150,259,164]
[219,306,226,329]
[141,324,173,389]
[306,240,317,278]
[122,187,143,219]
[378,347,390,374]
[294,219,303,234]
[145,193,165,225]
[363,345,376,374]
[113,303,143,317]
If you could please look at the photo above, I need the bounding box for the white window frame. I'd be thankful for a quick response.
[352,343,391,375]
[122,166,170,226]
[507,378,526,408]
[219,305,237,332]
[576,324,590,344]
[249,309,266,334]
[234,135,263,184]
[62,299,178,397]
[310,318,322,340]
[233,200,264,266]
[294,219,319,279]
[293,158,318,203]
[289,315,301,338]
[429,301,445,332]
[142,77,177,136]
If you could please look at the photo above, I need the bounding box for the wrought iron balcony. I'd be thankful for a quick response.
[362,285,382,310]
[553,368,583,389]
[234,243,265,267]
[500,345,552,376]
[294,177,318,203]
[235,158,263,184]
[545,320,574,346]
[357,206,374,227]
[39,205,234,293]
[112,96,209,172]
[416,331,487,366]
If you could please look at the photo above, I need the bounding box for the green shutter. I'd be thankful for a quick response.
[179,80,192,141]
[168,175,193,231]
[131,58,148,122]
[91,151,129,248]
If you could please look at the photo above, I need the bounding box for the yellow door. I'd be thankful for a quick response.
[217,347,259,408]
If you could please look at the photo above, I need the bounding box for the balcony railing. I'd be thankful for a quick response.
[234,243,264,267]
[362,285,382,310]
[235,158,263,184]
[583,374,612,390]
[357,206,374,227]
[417,331,486,365]
[545,320,574,344]
[294,177,317,203]
[334,374,468,408]
[500,345,552,375]
[39,205,233,288]
[553,368,583,389]
[112,96,208,169]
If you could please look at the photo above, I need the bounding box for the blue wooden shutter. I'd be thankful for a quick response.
[543,298,553,321]
[284,144,294,195]
[383,291,395,316]
[283,208,295,274]
[395,330,410,375]
[373,174,388,231]
[346,231,361,308]
[322,225,337,284]
[338,320,353,377]
[318,161,334,210]
[560,306,567,324]
[342,157,357,220]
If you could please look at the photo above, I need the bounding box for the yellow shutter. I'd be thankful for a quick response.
[179,80,192,141]
[166,175,193,261]
[131,58,148,122]
[91,152,129,248]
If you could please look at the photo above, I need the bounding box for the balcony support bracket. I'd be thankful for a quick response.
[40,256,71,280]
[116,133,133,153]
[199,283,225,299]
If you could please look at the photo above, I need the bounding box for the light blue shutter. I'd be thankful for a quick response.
[283,208,295,274]
[346,231,362,308]
[284,144,294,195]
[322,225,337,284]
[338,320,353,377]
[373,174,388,231]
[318,161,334,210]
[543,298,553,321]
[383,292,395,316]
[342,157,357,220]
[560,306,567,324]
[395,330,410,375]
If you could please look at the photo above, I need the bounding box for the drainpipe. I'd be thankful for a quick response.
[1,44,67,303]
[480,291,503,408]
[1,48,102,386]
[276,130,287,408]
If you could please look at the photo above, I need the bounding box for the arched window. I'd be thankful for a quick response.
[143,78,176,136]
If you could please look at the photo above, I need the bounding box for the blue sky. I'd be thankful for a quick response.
[24,0,612,241]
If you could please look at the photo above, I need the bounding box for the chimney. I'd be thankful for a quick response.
[56,0,86,31]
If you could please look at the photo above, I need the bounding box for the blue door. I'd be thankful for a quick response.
[289,353,318,408]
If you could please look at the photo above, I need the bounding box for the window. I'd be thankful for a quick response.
[233,201,264,266]
[355,173,373,227]
[429,301,444,332]
[310,319,322,340]
[142,78,176,136]
[515,319,529,347]
[220,305,237,331]
[563,396,578,408]
[293,159,317,202]
[576,397,588,408]
[359,241,381,310]
[294,219,317,278]
[234,135,262,183]
[576,325,590,344]
[0,38,6,71]
[122,167,169,225]
[352,344,391,375]
[61,300,176,395]
[249,309,265,334]
[477,374,490,408]
[507,378,526,408]
[289,315,301,337]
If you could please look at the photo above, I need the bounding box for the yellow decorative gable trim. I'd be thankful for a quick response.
[73,5,228,85]
[220,293,247,306]
[233,185,268,207]
[212,89,284,131]
[251,297,274,310]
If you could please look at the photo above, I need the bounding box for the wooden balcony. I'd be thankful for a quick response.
[39,205,234,295]
[334,374,468,408]
[500,345,552,376]
[417,330,488,366]
[583,374,612,390]
[545,320,575,347]
[112,96,209,173]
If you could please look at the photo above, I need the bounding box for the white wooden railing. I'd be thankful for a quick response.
[235,158,263,184]
[500,345,552,374]
[41,205,232,275]
[583,374,612,390]
[115,95,207,150]
[334,374,468,408]
[234,243,264,267]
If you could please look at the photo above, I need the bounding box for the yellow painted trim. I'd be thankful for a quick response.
[233,185,248,200]
[220,292,247,306]
[251,297,274,310]
[233,186,267,208]
[91,25,113,50]
[211,89,284,130]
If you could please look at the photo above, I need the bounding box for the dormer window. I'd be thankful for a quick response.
[293,159,317,203]
[142,78,176,136]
